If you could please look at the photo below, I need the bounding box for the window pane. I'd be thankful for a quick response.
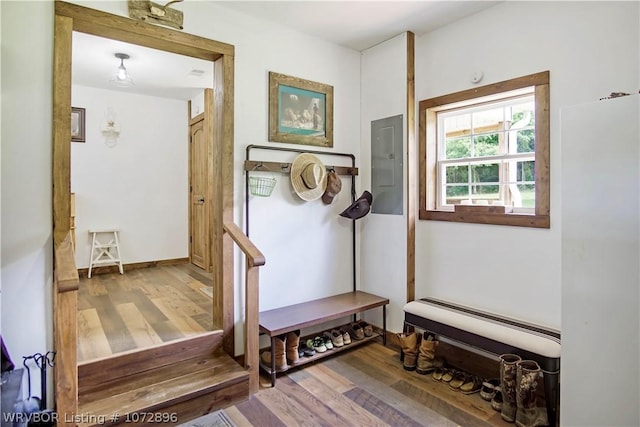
[470,163,499,184]
[473,133,499,157]
[510,102,535,153]
[472,108,503,131]
[471,184,500,203]
[510,102,534,125]
[517,160,535,182]
[445,136,470,159]
[444,114,471,136]
[516,129,535,153]
[517,184,535,208]
[445,164,468,184]
[445,185,468,205]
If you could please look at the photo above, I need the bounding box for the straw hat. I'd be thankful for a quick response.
[290,153,327,201]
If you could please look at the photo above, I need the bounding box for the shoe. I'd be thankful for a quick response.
[358,321,374,337]
[298,340,316,357]
[432,367,445,381]
[313,336,327,353]
[480,378,500,401]
[449,371,468,390]
[491,386,504,412]
[350,323,365,340]
[322,332,334,350]
[259,334,288,372]
[460,375,483,394]
[286,330,300,365]
[330,329,344,347]
[416,333,445,375]
[441,369,456,383]
[340,329,352,345]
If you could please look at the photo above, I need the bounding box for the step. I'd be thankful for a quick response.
[78,350,249,427]
[79,331,224,395]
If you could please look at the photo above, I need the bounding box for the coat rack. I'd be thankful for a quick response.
[244,144,359,292]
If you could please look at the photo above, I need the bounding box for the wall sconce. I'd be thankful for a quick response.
[110,53,134,87]
[101,107,120,148]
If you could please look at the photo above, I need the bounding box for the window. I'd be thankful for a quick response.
[419,71,550,228]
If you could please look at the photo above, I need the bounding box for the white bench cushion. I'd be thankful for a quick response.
[404,299,561,359]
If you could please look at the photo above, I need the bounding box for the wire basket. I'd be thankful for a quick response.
[248,175,277,197]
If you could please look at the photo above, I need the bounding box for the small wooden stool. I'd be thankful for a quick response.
[88,228,123,278]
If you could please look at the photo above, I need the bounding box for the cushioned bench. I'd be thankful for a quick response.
[404,297,560,426]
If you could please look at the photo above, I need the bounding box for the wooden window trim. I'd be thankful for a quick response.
[418,71,550,228]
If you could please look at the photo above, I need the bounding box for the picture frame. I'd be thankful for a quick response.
[269,72,333,148]
[71,107,85,143]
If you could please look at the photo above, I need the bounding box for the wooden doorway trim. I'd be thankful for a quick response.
[52,1,235,419]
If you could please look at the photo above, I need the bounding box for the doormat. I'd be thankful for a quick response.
[199,287,213,298]
[177,409,235,427]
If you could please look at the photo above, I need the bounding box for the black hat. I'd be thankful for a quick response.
[339,191,372,220]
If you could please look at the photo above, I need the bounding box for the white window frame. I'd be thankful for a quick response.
[435,92,535,213]
[418,71,550,228]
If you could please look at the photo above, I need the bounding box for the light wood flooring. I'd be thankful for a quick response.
[77,263,215,362]
[215,341,509,427]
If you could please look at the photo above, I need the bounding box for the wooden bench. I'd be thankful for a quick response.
[404,297,560,427]
[259,291,389,386]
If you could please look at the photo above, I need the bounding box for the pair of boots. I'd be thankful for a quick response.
[397,331,445,374]
[260,330,300,372]
[500,354,549,427]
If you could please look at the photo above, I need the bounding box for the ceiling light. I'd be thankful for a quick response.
[110,53,134,87]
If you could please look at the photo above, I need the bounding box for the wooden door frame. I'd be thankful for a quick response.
[52,1,235,418]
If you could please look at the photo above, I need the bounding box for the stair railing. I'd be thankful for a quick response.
[53,231,80,422]
[223,221,265,393]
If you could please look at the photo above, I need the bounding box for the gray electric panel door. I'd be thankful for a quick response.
[371,115,403,215]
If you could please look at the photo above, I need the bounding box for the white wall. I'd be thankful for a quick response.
[71,85,189,268]
[414,1,639,330]
[561,94,639,427]
[1,0,361,360]
[360,33,408,332]
[1,0,54,406]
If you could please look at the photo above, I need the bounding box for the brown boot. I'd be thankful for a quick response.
[515,360,549,427]
[286,330,300,365]
[416,333,445,375]
[500,353,522,423]
[260,334,288,372]
[397,332,418,371]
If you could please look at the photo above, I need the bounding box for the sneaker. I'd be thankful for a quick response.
[330,329,344,347]
[313,336,327,353]
[322,332,334,350]
[350,323,365,340]
[299,340,316,357]
[340,329,352,345]
[358,321,374,337]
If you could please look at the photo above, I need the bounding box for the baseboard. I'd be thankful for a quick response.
[78,257,189,277]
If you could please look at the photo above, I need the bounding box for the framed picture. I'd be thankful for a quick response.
[71,107,85,142]
[269,72,333,148]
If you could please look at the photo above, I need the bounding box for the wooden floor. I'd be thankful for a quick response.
[77,263,215,362]
[218,341,509,427]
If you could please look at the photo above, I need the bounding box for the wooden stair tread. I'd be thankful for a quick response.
[78,351,248,420]
[80,351,236,400]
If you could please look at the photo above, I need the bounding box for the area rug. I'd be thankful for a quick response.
[177,410,235,427]
[199,286,214,298]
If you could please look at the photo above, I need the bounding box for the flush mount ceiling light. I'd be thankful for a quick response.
[110,53,134,87]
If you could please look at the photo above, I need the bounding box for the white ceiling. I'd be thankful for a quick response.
[215,1,501,52]
[72,1,500,99]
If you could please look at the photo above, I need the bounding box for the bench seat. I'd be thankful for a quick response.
[403,297,561,426]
